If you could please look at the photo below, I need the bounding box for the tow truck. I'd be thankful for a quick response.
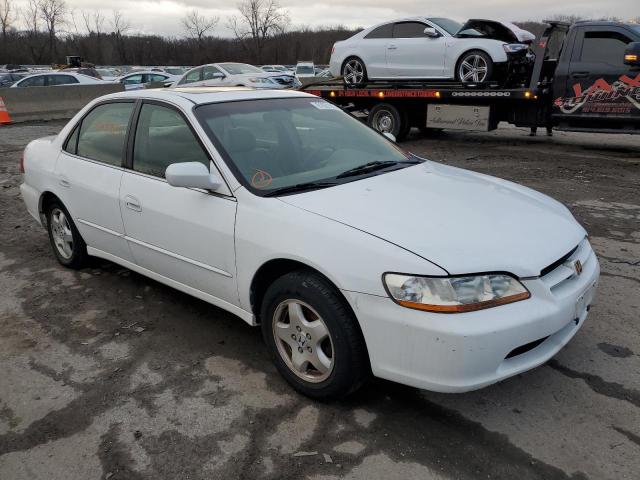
[301,21,640,140]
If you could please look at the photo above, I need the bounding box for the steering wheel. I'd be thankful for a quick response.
[305,146,336,168]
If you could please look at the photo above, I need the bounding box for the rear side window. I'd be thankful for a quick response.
[365,23,393,39]
[76,103,135,166]
[580,31,632,65]
[393,22,428,38]
[48,75,79,86]
[122,74,144,85]
[147,74,169,82]
[133,103,209,178]
[17,75,45,87]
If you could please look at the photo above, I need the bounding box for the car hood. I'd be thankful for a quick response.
[279,162,585,277]
[457,19,535,44]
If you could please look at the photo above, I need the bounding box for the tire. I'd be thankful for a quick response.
[342,57,368,87]
[45,200,88,269]
[456,50,494,83]
[367,103,410,141]
[261,270,369,400]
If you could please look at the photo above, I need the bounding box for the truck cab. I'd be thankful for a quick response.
[551,21,640,132]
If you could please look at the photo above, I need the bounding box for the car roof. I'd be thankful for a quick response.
[98,86,312,106]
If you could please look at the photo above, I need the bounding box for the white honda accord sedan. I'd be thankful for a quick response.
[20,87,599,399]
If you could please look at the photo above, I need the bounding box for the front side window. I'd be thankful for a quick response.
[179,68,202,85]
[580,31,632,65]
[365,23,393,39]
[133,103,209,178]
[393,22,429,39]
[76,103,135,166]
[195,98,415,195]
[48,75,79,86]
[17,75,45,87]
[202,66,223,80]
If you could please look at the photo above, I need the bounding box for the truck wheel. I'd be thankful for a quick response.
[456,50,493,83]
[367,103,410,141]
[342,57,368,87]
[261,270,370,400]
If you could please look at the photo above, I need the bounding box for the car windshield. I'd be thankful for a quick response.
[296,66,314,74]
[629,24,640,35]
[195,97,416,195]
[428,17,463,35]
[220,63,262,75]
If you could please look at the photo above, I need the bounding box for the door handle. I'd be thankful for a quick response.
[124,195,142,212]
[571,72,589,78]
[387,45,397,50]
[59,176,70,188]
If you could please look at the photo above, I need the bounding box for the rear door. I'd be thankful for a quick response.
[55,101,136,262]
[119,101,239,307]
[556,25,640,122]
[358,23,394,77]
[387,21,446,78]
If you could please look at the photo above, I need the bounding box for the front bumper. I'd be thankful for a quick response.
[344,240,599,393]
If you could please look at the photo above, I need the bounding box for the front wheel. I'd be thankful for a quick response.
[261,271,369,399]
[456,50,493,83]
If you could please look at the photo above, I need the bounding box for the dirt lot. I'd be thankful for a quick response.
[1,121,639,480]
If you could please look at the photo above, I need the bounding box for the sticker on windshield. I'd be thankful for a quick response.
[310,101,340,111]
[251,169,273,189]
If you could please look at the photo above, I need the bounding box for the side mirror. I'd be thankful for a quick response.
[423,27,440,38]
[165,162,222,191]
[212,72,225,79]
[383,132,396,142]
[624,42,640,66]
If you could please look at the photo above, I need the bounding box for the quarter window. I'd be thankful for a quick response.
[364,23,393,39]
[133,103,209,178]
[76,103,135,166]
[393,22,429,38]
[580,31,632,65]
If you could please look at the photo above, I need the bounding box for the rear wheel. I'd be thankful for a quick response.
[342,57,368,87]
[46,200,88,269]
[456,50,493,83]
[261,270,369,399]
[367,103,410,141]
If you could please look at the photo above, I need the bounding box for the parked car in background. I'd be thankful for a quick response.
[295,61,316,79]
[329,17,534,86]
[0,64,29,73]
[261,65,291,73]
[175,63,299,89]
[20,87,598,400]
[316,69,334,79]
[161,67,188,76]
[116,71,180,90]
[96,68,120,81]
[0,72,26,87]
[11,72,107,88]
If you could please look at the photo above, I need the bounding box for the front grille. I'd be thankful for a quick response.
[540,238,593,292]
[540,245,578,277]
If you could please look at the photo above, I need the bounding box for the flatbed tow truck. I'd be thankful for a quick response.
[301,21,640,141]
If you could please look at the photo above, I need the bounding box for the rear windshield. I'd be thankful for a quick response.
[296,66,314,74]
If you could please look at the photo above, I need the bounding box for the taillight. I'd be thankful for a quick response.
[20,152,25,173]
[331,46,335,54]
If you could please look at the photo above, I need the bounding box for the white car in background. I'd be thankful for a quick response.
[116,71,180,90]
[330,17,535,86]
[11,71,108,88]
[176,63,298,89]
[20,87,598,400]
[295,61,316,79]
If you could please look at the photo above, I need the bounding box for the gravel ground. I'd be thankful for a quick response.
[0,120,638,480]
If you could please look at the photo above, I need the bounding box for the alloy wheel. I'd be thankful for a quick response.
[343,59,365,85]
[272,299,334,383]
[50,208,74,259]
[459,54,488,83]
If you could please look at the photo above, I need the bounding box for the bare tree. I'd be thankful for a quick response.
[110,10,131,64]
[182,9,218,44]
[0,0,14,40]
[228,0,289,63]
[38,0,67,60]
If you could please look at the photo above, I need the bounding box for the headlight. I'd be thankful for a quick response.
[503,44,529,53]
[248,77,270,84]
[383,273,530,313]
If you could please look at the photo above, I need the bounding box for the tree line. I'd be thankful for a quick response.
[0,0,636,68]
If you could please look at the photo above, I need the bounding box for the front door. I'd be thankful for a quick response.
[119,101,239,307]
[386,21,446,78]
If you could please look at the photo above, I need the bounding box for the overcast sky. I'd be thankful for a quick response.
[12,0,640,37]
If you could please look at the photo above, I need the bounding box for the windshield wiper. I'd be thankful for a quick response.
[263,181,337,197]
[335,159,419,179]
